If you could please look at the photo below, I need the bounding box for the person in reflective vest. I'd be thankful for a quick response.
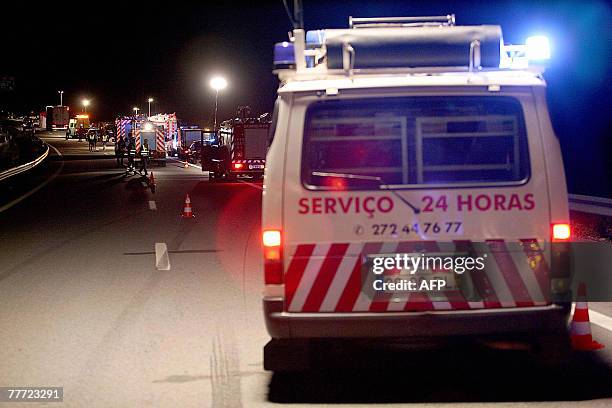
[126,139,136,174]
[139,139,150,176]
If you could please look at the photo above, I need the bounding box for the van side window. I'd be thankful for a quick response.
[302,96,530,190]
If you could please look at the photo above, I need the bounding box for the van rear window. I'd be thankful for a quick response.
[302,96,530,189]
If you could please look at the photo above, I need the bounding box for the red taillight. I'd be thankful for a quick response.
[552,223,571,241]
[233,162,244,170]
[263,230,283,284]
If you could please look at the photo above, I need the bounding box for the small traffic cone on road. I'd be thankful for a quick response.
[570,283,604,351]
[149,172,156,193]
[184,162,189,168]
[181,193,195,218]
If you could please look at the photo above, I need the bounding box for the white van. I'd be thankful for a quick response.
[262,16,572,370]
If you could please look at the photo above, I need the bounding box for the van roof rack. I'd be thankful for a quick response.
[273,15,550,80]
[349,15,455,29]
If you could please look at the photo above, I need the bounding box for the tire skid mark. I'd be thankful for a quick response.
[210,328,242,408]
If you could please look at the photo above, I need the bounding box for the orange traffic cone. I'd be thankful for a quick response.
[570,283,604,351]
[184,162,189,168]
[181,194,195,218]
[149,172,155,186]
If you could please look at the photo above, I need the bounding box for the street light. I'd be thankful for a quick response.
[210,76,227,131]
[133,107,140,116]
[82,99,90,114]
[147,98,154,117]
[58,90,64,107]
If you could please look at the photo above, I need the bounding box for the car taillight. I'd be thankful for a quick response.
[233,162,244,170]
[552,223,571,241]
[263,230,283,284]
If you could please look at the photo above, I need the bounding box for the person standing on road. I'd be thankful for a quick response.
[116,136,126,166]
[126,138,136,174]
[92,132,98,151]
[87,131,93,151]
[139,139,150,176]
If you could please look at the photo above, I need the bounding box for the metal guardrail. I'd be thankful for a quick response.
[0,144,49,182]
[569,194,612,217]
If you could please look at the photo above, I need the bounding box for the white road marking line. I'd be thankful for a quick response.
[167,157,202,169]
[0,142,64,213]
[166,158,264,191]
[238,180,263,191]
[148,200,157,210]
[590,310,612,333]
[155,243,171,270]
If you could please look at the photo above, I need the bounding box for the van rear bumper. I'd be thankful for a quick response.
[263,298,570,339]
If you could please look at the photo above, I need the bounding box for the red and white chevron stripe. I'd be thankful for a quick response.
[284,240,550,313]
[115,119,129,140]
[155,128,165,154]
[134,129,141,150]
[231,159,265,164]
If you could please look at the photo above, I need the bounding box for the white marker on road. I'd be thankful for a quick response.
[167,157,202,170]
[155,243,171,270]
[590,310,612,333]
[0,143,64,213]
[238,180,263,191]
[148,200,157,210]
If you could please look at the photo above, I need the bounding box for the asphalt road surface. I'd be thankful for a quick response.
[0,132,611,407]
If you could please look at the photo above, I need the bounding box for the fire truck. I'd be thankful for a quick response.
[115,113,177,166]
[203,107,270,181]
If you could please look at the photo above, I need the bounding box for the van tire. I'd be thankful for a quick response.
[264,339,311,372]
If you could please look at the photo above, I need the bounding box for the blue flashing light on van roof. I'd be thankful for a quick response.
[306,30,326,47]
[526,35,551,60]
[273,42,296,69]
[274,16,555,76]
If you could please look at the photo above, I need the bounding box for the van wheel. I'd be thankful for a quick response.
[264,339,311,372]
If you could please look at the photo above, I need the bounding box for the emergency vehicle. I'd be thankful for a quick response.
[68,114,90,138]
[115,113,177,166]
[45,105,69,130]
[178,127,215,160]
[206,108,270,180]
[262,15,572,370]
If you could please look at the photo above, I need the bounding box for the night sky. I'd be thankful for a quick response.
[1,0,610,196]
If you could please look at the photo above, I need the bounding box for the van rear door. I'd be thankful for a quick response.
[282,91,552,313]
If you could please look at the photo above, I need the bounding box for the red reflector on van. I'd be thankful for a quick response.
[552,223,571,241]
[233,162,244,170]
